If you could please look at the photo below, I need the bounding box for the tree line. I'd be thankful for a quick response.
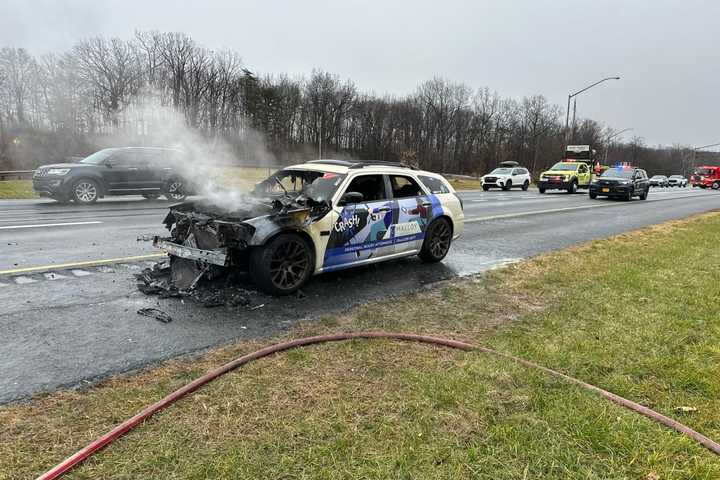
[0,31,707,176]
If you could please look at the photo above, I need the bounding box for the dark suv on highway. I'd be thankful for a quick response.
[33,147,193,204]
[589,166,649,201]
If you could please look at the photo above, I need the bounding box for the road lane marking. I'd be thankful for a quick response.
[0,253,166,276]
[464,192,720,223]
[0,221,102,230]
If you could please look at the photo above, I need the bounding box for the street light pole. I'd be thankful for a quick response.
[603,128,633,164]
[564,76,621,146]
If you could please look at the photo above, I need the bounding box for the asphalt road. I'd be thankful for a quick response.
[1,187,719,403]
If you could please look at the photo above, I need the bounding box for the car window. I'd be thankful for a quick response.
[343,174,387,202]
[579,164,588,173]
[109,150,136,166]
[419,175,450,194]
[519,168,528,175]
[136,150,161,167]
[389,175,424,198]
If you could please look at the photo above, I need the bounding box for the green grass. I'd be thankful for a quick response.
[0,180,36,199]
[2,213,720,479]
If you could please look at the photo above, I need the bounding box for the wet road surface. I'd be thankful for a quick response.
[1,187,719,403]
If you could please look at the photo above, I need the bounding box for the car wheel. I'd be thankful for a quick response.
[589,192,597,199]
[250,233,314,295]
[142,193,161,200]
[713,181,720,190]
[72,179,99,204]
[640,188,648,200]
[419,217,452,263]
[502,180,512,191]
[482,185,490,191]
[567,180,577,194]
[522,180,529,191]
[538,187,545,194]
[624,189,633,201]
[165,180,187,202]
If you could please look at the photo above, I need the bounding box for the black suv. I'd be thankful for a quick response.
[589,166,649,201]
[33,147,193,204]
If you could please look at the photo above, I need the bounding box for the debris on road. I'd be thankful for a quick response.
[135,259,261,309]
[137,308,173,324]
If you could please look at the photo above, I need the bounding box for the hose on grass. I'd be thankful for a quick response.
[36,332,720,479]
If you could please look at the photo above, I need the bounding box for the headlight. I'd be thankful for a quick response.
[47,168,71,176]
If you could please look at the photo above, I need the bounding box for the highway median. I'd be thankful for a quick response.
[2,212,720,479]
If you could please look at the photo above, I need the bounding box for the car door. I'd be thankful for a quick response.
[389,174,438,253]
[577,163,591,186]
[322,174,397,271]
[104,150,143,192]
[636,170,649,193]
[134,149,165,192]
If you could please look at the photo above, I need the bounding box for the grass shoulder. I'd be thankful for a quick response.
[2,212,719,479]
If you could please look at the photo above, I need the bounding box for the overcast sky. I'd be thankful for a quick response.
[3,0,719,147]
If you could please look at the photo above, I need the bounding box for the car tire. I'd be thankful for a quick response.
[589,192,597,199]
[142,193,161,200]
[624,189,633,201]
[640,188,648,200]
[713,181,720,190]
[165,180,187,202]
[482,185,490,191]
[249,233,314,295]
[538,187,545,194]
[419,217,453,263]
[567,179,578,194]
[71,179,99,204]
[502,180,512,191]
[522,180,529,191]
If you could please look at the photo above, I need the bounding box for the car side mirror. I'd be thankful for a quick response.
[104,161,114,168]
[338,191,364,206]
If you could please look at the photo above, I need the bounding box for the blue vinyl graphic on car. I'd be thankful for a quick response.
[322,195,443,271]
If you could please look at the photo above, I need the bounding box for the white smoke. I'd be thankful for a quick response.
[114,91,279,211]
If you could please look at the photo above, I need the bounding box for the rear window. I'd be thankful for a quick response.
[419,175,451,194]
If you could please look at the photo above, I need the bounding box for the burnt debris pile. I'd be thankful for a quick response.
[135,260,259,309]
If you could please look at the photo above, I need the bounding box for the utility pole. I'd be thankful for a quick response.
[318,119,322,160]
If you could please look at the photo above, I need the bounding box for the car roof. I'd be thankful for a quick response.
[283,159,442,178]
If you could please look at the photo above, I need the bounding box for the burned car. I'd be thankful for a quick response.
[148,160,464,295]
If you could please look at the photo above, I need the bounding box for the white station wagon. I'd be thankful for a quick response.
[152,160,465,295]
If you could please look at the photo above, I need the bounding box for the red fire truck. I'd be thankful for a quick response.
[691,166,720,189]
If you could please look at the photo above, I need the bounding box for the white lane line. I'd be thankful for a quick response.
[464,192,720,223]
[0,221,102,230]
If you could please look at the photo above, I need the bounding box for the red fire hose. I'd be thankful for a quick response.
[36,332,720,479]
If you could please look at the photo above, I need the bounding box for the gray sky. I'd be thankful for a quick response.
[3,0,719,147]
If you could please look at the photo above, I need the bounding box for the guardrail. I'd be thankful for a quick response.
[0,170,35,181]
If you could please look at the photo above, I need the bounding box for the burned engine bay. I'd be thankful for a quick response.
[138,174,333,301]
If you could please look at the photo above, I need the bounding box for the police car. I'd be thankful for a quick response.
[152,160,465,295]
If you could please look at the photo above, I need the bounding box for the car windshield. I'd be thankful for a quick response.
[550,163,578,171]
[696,168,714,175]
[670,175,683,179]
[651,175,665,179]
[80,149,117,165]
[601,168,634,179]
[490,168,512,174]
[254,169,347,203]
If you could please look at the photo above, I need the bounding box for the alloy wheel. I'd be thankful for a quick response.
[167,182,185,200]
[74,182,97,203]
[269,239,310,290]
[429,221,451,258]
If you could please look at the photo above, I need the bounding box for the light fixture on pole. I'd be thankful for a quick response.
[564,76,620,144]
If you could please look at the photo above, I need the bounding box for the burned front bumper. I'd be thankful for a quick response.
[152,237,229,267]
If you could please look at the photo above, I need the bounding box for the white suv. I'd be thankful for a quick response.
[152,160,465,295]
[481,166,532,191]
